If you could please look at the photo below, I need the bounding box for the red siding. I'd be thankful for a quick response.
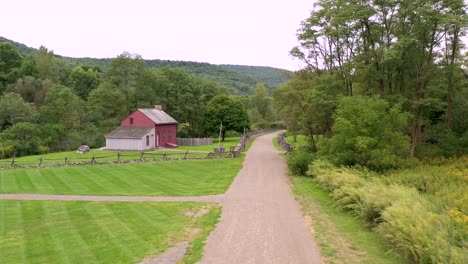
[155,124,177,147]
[121,110,154,127]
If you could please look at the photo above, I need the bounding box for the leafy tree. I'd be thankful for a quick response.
[320,96,410,171]
[134,68,169,108]
[250,83,273,120]
[35,46,57,81]
[274,72,341,150]
[7,76,52,107]
[0,42,23,92]
[18,55,39,78]
[0,93,37,129]
[67,66,102,99]
[107,52,145,115]
[0,122,43,156]
[87,82,126,133]
[202,95,249,140]
[40,85,84,149]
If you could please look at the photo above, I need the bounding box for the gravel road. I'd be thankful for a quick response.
[200,132,322,264]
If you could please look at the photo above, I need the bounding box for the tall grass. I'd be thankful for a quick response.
[307,157,467,263]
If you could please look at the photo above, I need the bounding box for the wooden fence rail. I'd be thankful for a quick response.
[0,150,234,170]
[277,132,292,154]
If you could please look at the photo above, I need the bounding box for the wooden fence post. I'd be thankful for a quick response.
[38,157,43,167]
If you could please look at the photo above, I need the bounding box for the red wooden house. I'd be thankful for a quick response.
[105,105,178,150]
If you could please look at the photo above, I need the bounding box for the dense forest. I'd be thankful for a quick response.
[0,37,291,95]
[274,0,467,263]
[0,38,280,157]
[276,0,467,161]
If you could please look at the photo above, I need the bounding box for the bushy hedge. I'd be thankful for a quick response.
[307,159,467,263]
[287,146,315,176]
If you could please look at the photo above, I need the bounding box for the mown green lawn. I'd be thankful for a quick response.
[177,137,240,152]
[0,158,244,196]
[292,176,402,264]
[0,200,220,264]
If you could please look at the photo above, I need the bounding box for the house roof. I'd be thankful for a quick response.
[138,108,178,125]
[106,126,153,139]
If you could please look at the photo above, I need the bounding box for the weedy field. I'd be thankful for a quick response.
[298,157,467,263]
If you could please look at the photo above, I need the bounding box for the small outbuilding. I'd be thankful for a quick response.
[105,105,178,150]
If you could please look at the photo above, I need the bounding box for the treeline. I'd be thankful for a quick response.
[0,37,292,95]
[275,0,467,169]
[0,43,279,157]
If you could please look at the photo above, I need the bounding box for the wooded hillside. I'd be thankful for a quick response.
[0,37,291,94]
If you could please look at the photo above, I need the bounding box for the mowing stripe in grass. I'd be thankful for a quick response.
[16,202,27,264]
[42,202,71,264]
[1,200,220,264]
[83,203,135,261]
[100,203,150,253]
[81,166,131,194]
[44,170,76,194]
[0,158,243,196]
[72,166,123,194]
[23,202,55,263]
[61,202,99,263]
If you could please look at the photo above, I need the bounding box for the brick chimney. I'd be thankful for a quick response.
[155,105,163,111]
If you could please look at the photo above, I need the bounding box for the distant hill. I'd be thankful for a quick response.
[221,65,293,89]
[1,37,292,94]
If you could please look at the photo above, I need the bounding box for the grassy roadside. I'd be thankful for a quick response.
[181,206,221,263]
[0,200,221,264]
[272,135,283,151]
[292,176,402,264]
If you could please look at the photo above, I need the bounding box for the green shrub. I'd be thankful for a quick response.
[320,96,410,171]
[288,147,315,176]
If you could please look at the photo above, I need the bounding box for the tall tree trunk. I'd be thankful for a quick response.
[410,106,423,157]
[446,28,460,131]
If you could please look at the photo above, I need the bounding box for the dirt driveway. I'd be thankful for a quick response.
[200,132,322,263]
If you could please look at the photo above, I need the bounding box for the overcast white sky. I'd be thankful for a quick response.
[1,0,314,71]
